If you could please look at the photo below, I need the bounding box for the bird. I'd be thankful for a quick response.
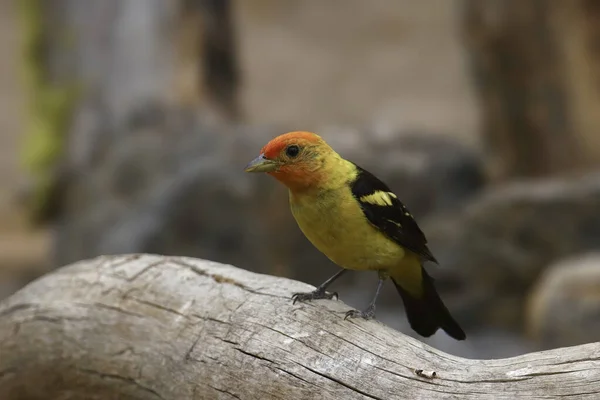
[244,131,465,340]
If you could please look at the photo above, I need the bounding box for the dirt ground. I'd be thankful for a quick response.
[235,0,479,142]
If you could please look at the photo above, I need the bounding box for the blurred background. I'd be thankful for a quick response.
[1,0,600,359]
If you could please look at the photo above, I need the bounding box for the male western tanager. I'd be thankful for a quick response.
[245,131,465,340]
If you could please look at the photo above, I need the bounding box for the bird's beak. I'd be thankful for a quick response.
[244,154,279,173]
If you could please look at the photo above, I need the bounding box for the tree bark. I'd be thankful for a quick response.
[0,255,599,399]
[462,0,600,180]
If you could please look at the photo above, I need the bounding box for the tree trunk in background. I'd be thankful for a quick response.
[23,0,239,223]
[176,0,240,119]
[462,0,600,180]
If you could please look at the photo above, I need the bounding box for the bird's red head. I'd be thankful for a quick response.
[245,131,333,191]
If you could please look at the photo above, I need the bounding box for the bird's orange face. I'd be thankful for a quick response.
[245,131,330,191]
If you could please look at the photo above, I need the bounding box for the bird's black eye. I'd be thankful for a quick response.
[286,145,300,158]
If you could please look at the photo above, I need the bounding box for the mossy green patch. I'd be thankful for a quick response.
[18,0,79,222]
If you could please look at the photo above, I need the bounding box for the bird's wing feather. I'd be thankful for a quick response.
[349,164,437,263]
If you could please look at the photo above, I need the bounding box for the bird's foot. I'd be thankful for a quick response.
[292,288,338,305]
[344,304,376,320]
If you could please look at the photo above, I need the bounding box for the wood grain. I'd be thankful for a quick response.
[0,254,599,399]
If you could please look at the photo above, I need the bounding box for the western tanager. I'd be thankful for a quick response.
[245,131,465,340]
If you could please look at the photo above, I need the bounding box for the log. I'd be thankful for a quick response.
[0,255,599,399]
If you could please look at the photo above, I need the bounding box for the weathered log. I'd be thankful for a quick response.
[0,254,599,399]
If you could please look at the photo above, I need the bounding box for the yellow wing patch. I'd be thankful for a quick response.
[359,191,397,206]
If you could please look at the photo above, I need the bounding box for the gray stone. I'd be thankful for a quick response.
[425,173,600,332]
[526,253,600,349]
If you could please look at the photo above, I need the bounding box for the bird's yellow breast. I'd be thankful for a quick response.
[289,187,405,270]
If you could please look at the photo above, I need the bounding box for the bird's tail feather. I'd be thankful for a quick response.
[392,267,466,340]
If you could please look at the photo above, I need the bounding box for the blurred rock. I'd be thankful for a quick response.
[53,118,484,294]
[526,253,600,349]
[425,173,600,332]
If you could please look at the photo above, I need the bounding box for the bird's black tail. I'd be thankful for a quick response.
[392,267,466,340]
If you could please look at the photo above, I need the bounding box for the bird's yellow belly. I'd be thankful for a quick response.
[290,191,405,270]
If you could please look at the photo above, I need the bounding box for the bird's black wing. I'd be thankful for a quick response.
[349,164,437,263]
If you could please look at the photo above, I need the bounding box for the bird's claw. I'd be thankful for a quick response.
[344,305,376,320]
[292,289,338,305]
